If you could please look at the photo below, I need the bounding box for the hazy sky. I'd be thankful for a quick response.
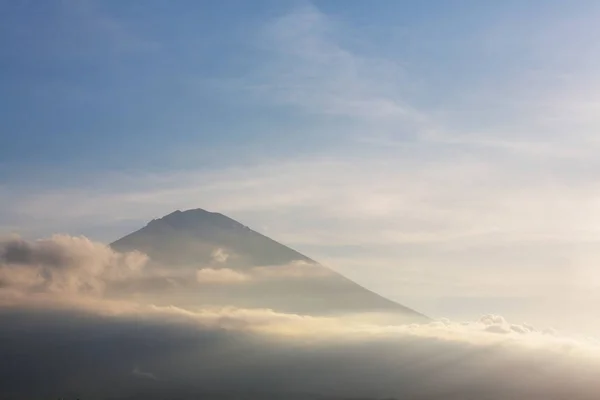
[3,1,600,333]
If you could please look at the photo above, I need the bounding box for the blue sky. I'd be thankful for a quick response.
[3,0,600,332]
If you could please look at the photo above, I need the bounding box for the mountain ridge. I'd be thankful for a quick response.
[111,208,427,321]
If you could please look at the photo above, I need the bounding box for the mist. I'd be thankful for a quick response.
[1,236,600,399]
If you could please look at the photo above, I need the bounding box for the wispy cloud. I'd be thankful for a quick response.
[132,366,158,381]
[249,4,429,137]
[195,268,249,284]
[196,261,333,285]
[4,151,600,331]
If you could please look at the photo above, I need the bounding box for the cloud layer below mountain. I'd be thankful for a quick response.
[1,235,599,399]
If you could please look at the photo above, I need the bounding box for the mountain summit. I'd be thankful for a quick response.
[113,209,313,268]
[111,208,426,320]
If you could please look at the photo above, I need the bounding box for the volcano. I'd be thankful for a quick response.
[111,208,426,321]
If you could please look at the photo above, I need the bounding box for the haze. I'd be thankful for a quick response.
[2,1,600,399]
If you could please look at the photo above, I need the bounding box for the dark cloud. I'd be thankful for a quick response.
[1,306,599,400]
[0,236,66,267]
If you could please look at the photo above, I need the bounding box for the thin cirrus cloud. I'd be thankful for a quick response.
[254,5,419,122]
[251,4,600,156]
[7,4,600,244]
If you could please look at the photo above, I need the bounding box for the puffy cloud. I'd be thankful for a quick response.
[0,235,148,297]
[475,314,544,335]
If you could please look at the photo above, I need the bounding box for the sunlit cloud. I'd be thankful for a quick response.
[0,235,148,297]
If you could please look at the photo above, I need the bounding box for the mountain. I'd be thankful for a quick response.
[112,209,313,269]
[111,208,426,321]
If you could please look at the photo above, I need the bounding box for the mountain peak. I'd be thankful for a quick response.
[113,208,308,268]
[147,208,246,231]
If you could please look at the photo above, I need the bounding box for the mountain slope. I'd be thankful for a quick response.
[111,208,426,320]
[112,209,314,269]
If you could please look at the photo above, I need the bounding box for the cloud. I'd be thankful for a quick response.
[210,247,229,263]
[0,236,343,322]
[6,155,600,334]
[251,261,334,280]
[5,148,600,332]
[250,3,428,134]
[5,9,600,398]
[0,235,148,297]
[1,301,600,399]
[132,367,157,381]
[195,261,334,285]
[196,268,249,284]
[1,235,600,398]
[6,3,600,335]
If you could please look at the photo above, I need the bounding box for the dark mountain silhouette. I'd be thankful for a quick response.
[111,208,426,320]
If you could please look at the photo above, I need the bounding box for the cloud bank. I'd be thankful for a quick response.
[1,235,600,399]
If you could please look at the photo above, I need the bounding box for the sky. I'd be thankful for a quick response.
[3,0,600,334]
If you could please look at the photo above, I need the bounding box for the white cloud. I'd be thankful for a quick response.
[210,248,229,264]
